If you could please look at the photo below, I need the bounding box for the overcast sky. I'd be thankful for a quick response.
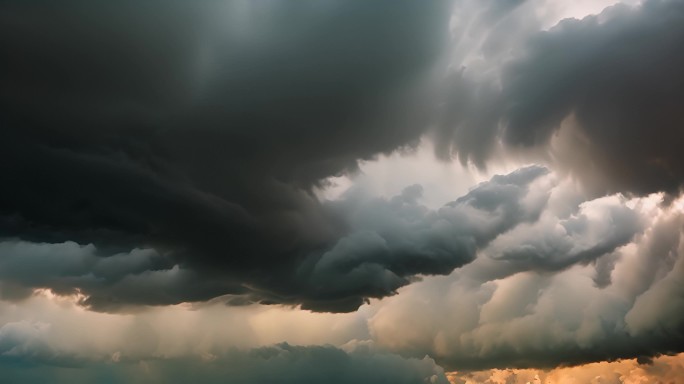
[2,0,684,382]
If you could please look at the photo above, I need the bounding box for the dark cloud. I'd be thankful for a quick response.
[0,0,551,313]
[4,0,681,314]
[0,166,550,312]
[0,341,449,384]
[441,0,684,195]
[0,1,454,311]
[4,0,684,376]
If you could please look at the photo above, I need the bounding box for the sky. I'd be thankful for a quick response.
[1,0,684,383]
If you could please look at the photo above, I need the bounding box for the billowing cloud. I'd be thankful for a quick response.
[3,0,682,312]
[290,165,550,311]
[369,191,684,369]
[480,193,642,278]
[0,185,682,374]
[0,0,455,311]
[2,0,684,379]
[0,166,550,312]
[440,0,684,194]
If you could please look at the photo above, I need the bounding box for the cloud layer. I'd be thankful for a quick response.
[3,0,684,311]
[439,0,684,194]
[2,0,684,379]
[0,0,453,311]
[0,339,448,384]
[0,165,550,312]
[369,191,684,369]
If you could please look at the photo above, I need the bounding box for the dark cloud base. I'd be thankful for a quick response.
[0,166,549,313]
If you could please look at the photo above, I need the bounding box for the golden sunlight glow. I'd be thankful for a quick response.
[447,353,684,384]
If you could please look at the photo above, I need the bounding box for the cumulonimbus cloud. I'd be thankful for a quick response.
[3,0,683,313]
[0,0,453,312]
[2,0,684,375]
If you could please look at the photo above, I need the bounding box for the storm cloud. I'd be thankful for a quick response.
[0,165,550,312]
[440,0,684,194]
[3,0,684,378]
[0,0,455,311]
[4,0,683,311]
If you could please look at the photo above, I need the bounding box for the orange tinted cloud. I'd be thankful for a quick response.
[447,353,684,384]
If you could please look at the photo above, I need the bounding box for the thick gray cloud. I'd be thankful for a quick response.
[3,0,684,378]
[440,0,684,194]
[1,174,683,374]
[3,0,682,315]
[0,340,449,384]
[0,166,550,312]
[0,1,455,311]
[504,0,684,194]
